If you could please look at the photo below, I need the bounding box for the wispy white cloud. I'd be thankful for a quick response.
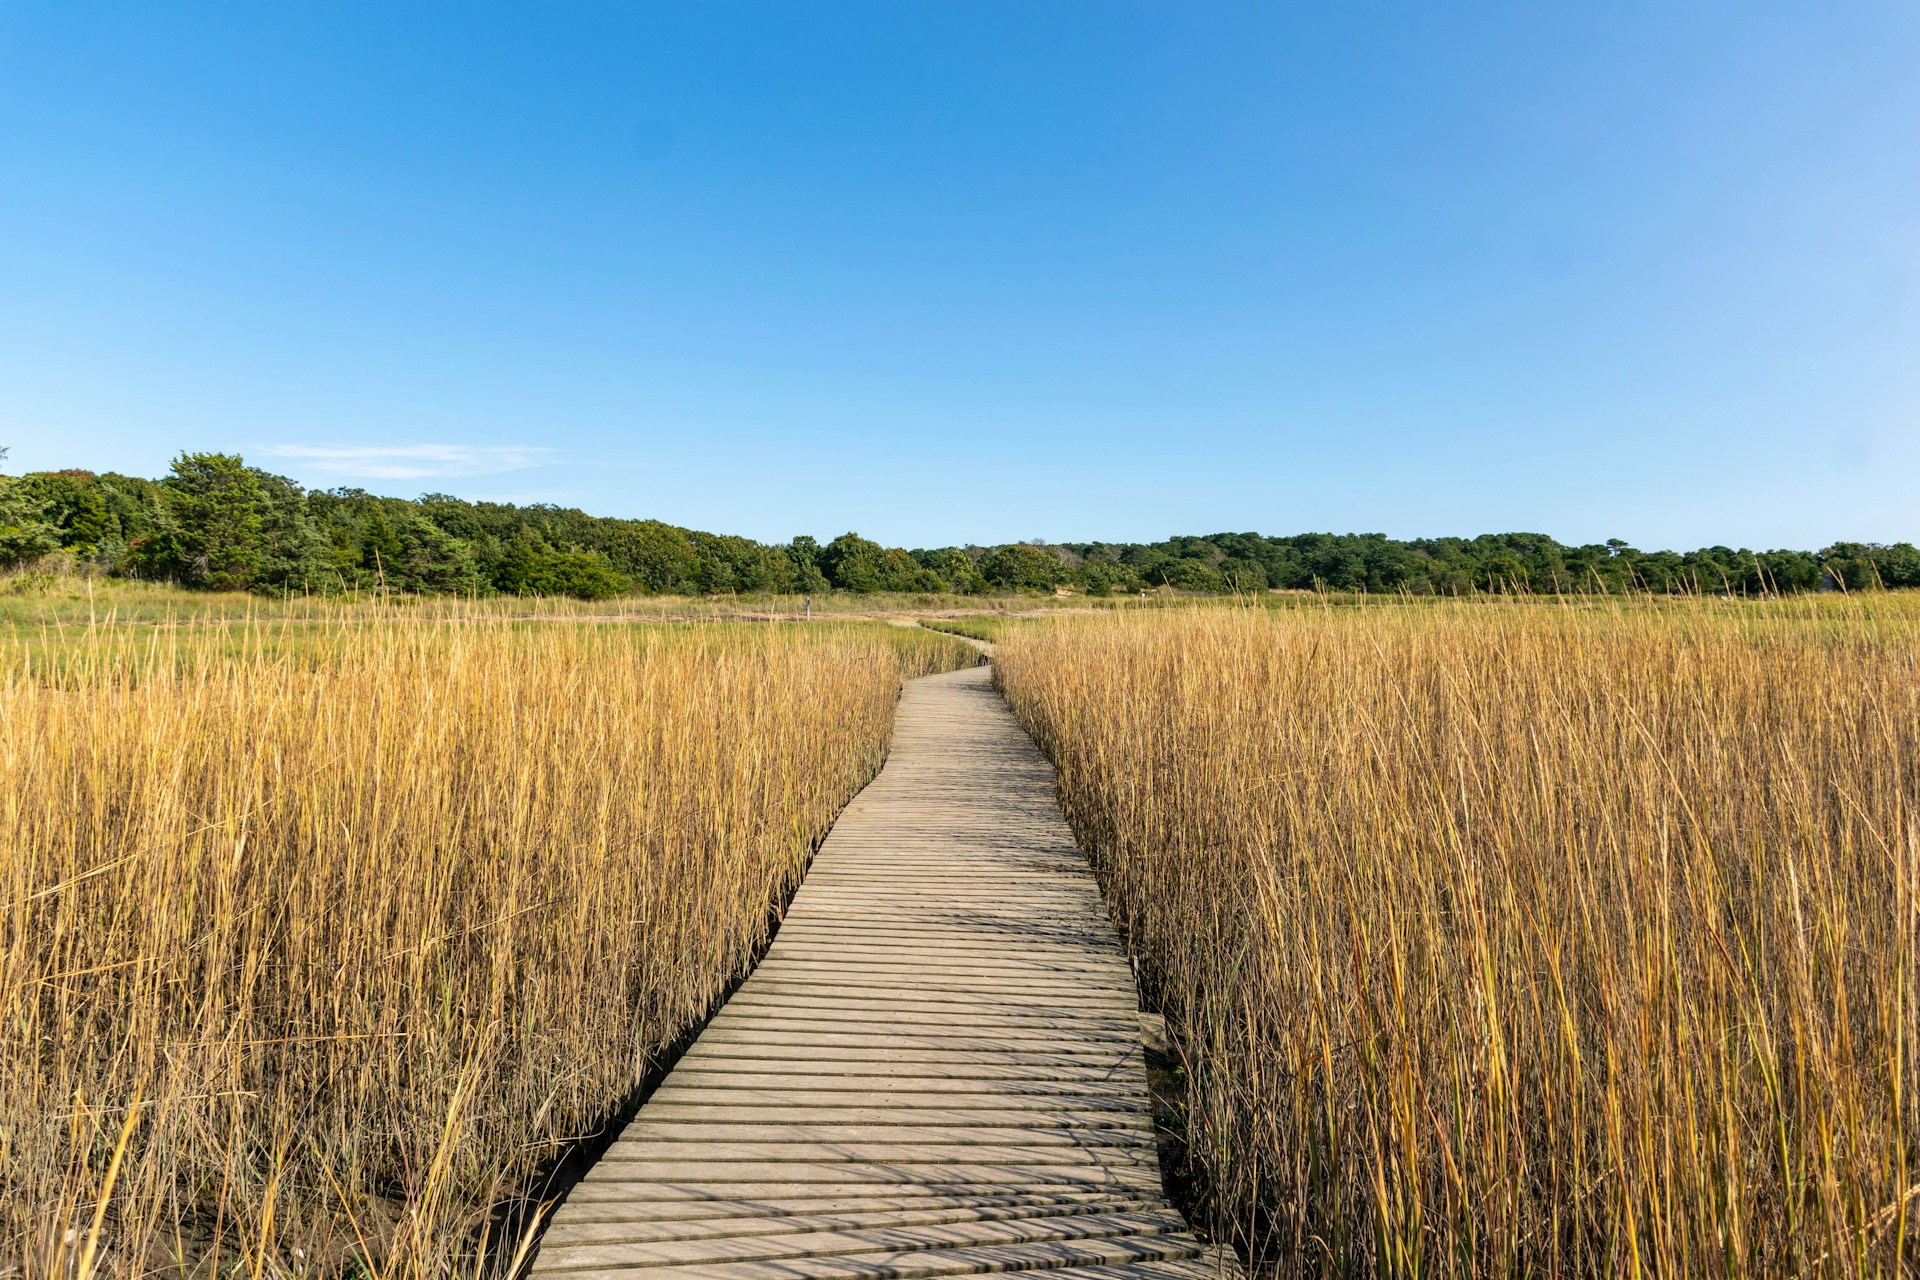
[259,443,555,480]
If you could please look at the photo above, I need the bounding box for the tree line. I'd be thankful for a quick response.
[1,450,1914,598]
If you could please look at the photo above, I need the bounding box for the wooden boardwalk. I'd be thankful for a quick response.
[532,661,1230,1280]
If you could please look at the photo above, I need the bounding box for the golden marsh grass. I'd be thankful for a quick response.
[996,598,1919,1278]
[0,609,972,1276]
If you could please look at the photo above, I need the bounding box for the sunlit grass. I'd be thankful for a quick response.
[0,607,973,1276]
[996,595,1919,1278]
[0,572,1144,637]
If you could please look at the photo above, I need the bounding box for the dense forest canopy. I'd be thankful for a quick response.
[2,450,1915,598]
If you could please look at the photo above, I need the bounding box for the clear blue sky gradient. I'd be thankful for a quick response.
[3,3,1915,548]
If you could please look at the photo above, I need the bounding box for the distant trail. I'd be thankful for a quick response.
[531,661,1231,1280]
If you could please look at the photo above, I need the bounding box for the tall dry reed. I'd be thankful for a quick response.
[0,611,970,1276]
[996,599,1918,1278]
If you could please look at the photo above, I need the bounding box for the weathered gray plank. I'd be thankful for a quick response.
[635,1106,1153,1131]
[575,1160,1162,1190]
[542,1200,1153,1237]
[558,1186,1146,1210]
[705,1020,1141,1043]
[614,1124,1150,1147]
[687,1033,1139,1056]
[654,1074,1148,1095]
[592,1144,1158,1168]
[643,1085,1149,1108]
[666,1065,1140,1086]
[534,1209,1190,1269]
[534,1234,1205,1280]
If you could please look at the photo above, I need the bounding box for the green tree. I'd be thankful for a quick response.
[695,549,737,594]
[816,533,939,592]
[785,536,831,593]
[980,543,1064,592]
[358,507,406,588]
[1070,549,1142,596]
[1746,549,1822,595]
[916,547,988,594]
[1873,543,1920,589]
[164,452,265,590]
[488,530,547,595]
[531,547,628,599]
[819,533,891,591]
[604,521,702,593]
[0,448,59,569]
[1216,558,1268,593]
[1162,557,1224,593]
[692,533,786,594]
[1822,541,1920,591]
[489,530,627,599]
[416,493,484,540]
[251,469,332,595]
[92,472,168,570]
[390,516,484,595]
[18,470,112,555]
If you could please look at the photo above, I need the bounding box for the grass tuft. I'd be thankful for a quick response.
[0,605,972,1276]
[996,596,1920,1279]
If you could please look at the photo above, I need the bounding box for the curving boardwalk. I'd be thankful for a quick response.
[532,661,1231,1280]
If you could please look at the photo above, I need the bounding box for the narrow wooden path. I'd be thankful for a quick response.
[532,661,1229,1280]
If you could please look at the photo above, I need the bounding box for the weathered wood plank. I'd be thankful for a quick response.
[653,1074,1149,1096]
[533,1234,1206,1280]
[558,1186,1146,1210]
[683,1043,1136,1059]
[672,1062,1142,1082]
[614,1124,1150,1147]
[635,1106,1153,1130]
[634,1094,1144,1114]
[705,1020,1141,1043]
[533,1209,1189,1269]
[720,991,1139,1015]
[574,1161,1162,1190]
[592,1143,1159,1168]
[541,1199,1153,1236]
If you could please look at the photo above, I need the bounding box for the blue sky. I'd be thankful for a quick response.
[2,3,1915,549]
